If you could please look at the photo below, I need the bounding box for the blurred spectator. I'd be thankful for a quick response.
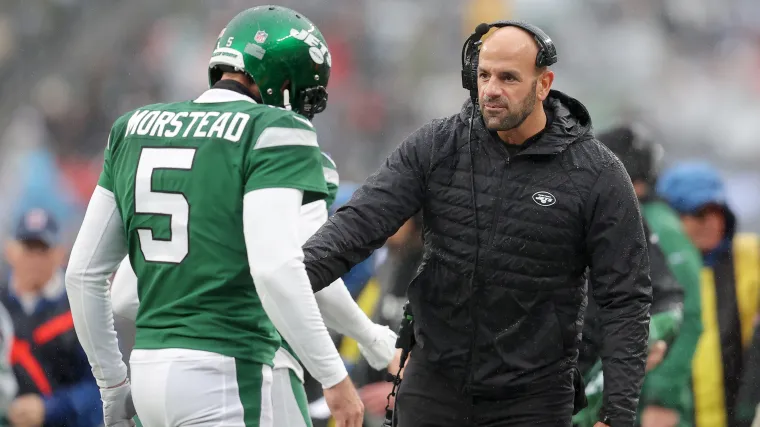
[1,208,101,427]
[0,303,18,424]
[657,162,760,427]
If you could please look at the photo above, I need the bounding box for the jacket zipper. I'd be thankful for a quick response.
[465,155,510,395]
[485,156,510,251]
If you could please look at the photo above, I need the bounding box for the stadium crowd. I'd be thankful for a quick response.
[1,0,760,426]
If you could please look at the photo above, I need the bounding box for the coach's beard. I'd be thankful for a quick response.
[481,83,538,132]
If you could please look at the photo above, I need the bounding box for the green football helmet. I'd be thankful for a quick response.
[208,5,331,119]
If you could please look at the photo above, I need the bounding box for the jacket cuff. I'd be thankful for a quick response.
[600,407,636,427]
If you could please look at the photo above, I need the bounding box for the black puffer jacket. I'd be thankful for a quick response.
[304,90,652,426]
[578,221,684,375]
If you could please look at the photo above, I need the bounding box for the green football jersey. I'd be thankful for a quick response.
[321,152,339,208]
[97,89,329,365]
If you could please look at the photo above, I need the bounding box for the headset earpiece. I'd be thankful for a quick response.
[469,48,479,102]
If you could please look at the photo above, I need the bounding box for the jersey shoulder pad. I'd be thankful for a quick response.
[252,107,317,151]
[320,152,339,209]
[320,151,337,170]
[321,152,339,187]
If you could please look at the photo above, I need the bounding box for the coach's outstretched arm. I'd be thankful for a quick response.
[300,202,397,370]
[303,123,434,292]
[585,156,653,427]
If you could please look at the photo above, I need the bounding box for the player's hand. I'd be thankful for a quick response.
[357,324,398,370]
[593,423,610,427]
[100,378,137,427]
[8,393,45,427]
[646,340,668,372]
[323,376,364,427]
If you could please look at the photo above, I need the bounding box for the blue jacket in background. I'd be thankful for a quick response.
[2,272,101,427]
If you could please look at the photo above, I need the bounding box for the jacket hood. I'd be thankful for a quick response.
[459,89,594,154]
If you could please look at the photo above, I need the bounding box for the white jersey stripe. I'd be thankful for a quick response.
[253,127,318,150]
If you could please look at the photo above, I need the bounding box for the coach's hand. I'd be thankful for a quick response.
[388,348,409,379]
[324,376,364,427]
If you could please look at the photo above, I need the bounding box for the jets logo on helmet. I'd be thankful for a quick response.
[207,5,330,119]
[290,29,332,66]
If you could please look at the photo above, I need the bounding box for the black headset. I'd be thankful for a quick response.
[461,20,558,104]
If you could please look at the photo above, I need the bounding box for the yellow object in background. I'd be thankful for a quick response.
[462,0,512,38]
[692,234,760,427]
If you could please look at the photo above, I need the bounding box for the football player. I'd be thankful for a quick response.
[110,151,397,427]
[66,6,374,427]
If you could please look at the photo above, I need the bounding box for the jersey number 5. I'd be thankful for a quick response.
[134,147,197,264]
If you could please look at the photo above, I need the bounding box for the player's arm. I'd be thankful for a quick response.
[243,112,348,388]
[66,125,131,392]
[301,201,397,370]
[110,256,139,322]
[109,256,139,369]
[245,188,347,387]
[65,185,129,388]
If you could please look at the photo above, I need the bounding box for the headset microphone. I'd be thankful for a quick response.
[474,22,491,37]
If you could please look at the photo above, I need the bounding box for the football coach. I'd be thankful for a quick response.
[303,21,652,427]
